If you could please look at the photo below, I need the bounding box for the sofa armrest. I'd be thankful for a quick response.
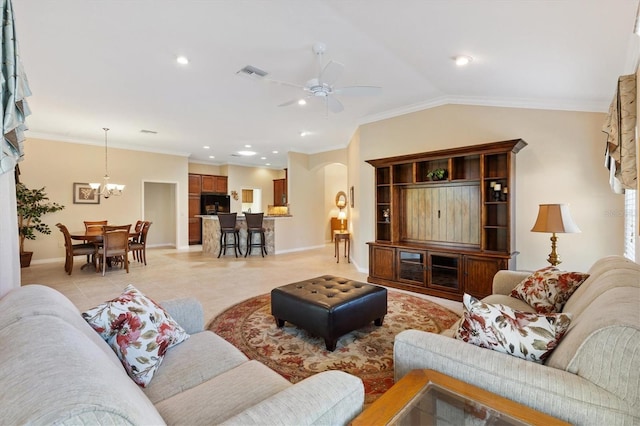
[394,330,635,425]
[492,270,531,295]
[220,370,364,426]
[160,298,204,334]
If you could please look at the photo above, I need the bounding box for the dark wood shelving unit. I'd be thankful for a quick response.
[366,139,526,301]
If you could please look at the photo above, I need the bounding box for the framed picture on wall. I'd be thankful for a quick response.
[350,185,354,208]
[73,183,100,204]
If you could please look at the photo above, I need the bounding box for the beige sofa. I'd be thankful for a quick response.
[394,255,640,425]
[0,284,364,425]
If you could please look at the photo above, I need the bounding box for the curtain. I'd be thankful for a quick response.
[1,0,31,296]
[603,74,638,194]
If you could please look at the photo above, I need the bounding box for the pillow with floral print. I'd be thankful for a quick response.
[454,293,571,363]
[510,266,589,314]
[82,284,189,387]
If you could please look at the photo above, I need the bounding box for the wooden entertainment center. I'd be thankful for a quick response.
[366,139,527,301]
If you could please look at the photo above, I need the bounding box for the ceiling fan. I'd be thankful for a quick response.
[270,42,382,114]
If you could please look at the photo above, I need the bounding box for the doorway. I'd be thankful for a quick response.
[143,181,178,248]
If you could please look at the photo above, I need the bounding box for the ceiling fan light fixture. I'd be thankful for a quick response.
[454,55,473,66]
[176,56,189,65]
[297,99,307,105]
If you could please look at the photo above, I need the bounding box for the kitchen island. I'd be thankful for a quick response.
[198,215,290,256]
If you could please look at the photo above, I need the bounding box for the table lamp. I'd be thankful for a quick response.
[531,204,580,266]
[338,210,347,231]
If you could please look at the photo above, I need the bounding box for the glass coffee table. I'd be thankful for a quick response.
[351,369,570,426]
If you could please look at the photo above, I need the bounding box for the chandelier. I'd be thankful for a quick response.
[89,128,125,198]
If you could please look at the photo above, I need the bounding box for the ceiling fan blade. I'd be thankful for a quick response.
[277,98,300,107]
[264,77,305,90]
[333,86,382,96]
[319,60,344,86]
[327,95,344,113]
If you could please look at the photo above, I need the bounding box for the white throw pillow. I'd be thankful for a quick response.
[454,293,571,363]
[82,284,189,387]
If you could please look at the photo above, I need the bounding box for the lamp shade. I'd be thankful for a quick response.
[531,204,580,234]
[338,211,347,220]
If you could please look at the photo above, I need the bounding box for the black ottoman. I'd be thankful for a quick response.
[270,275,387,351]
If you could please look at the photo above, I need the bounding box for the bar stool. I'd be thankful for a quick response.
[218,213,241,258]
[244,213,267,257]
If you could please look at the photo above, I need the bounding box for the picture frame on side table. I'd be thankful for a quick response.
[73,183,100,204]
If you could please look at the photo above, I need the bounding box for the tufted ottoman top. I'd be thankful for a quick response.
[272,275,386,309]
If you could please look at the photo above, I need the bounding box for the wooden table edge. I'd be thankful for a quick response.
[350,369,570,426]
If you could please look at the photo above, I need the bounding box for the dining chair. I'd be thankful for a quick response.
[129,221,152,265]
[83,220,107,264]
[218,213,241,258]
[55,223,96,275]
[244,213,267,257]
[131,220,144,243]
[96,228,131,276]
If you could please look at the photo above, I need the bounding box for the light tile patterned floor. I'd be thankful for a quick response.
[20,244,462,323]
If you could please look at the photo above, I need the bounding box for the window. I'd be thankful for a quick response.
[624,189,636,261]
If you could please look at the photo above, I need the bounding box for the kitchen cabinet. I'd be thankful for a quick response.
[201,175,227,194]
[273,178,287,206]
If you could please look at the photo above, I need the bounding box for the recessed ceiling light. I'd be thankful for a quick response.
[454,55,473,66]
[298,99,307,106]
[265,163,271,166]
[244,144,252,148]
[176,56,189,65]
[237,150,256,156]
[209,155,215,159]
[203,145,210,149]
[261,156,266,160]
[272,150,278,154]
[300,131,311,137]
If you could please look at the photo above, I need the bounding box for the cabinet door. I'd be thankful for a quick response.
[215,176,228,193]
[370,245,395,280]
[464,256,508,299]
[428,252,461,294]
[188,219,201,244]
[402,185,480,246]
[397,249,427,287]
[201,175,215,192]
[188,174,201,195]
[188,195,200,218]
[274,179,286,206]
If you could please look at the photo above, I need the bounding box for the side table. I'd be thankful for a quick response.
[333,231,350,263]
[351,369,569,426]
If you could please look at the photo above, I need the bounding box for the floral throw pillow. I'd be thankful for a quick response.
[82,284,189,387]
[454,293,571,363]
[510,266,589,314]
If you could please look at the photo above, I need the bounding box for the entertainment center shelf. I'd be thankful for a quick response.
[366,139,527,301]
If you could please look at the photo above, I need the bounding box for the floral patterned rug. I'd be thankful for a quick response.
[208,291,460,404]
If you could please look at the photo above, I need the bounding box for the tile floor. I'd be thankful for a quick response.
[20,244,463,323]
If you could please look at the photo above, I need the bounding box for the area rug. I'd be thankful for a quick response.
[208,290,460,404]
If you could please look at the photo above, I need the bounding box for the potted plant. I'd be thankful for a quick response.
[16,182,65,267]
[426,168,447,181]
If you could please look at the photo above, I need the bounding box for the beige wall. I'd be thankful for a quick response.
[18,138,189,262]
[324,163,348,241]
[143,182,177,247]
[226,164,284,213]
[188,163,222,175]
[351,104,623,272]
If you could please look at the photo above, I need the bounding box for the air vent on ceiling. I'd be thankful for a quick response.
[237,65,268,78]
[140,129,158,134]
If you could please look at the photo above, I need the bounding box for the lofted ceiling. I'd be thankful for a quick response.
[12,0,640,169]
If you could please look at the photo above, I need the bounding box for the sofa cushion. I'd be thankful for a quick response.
[0,284,122,368]
[143,331,249,404]
[0,315,166,425]
[82,285,190,387]
[454,293,572,363]
[154,360,291,425]
[510,266,589,314]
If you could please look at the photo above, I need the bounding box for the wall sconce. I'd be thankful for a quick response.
[531,203,581,266]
